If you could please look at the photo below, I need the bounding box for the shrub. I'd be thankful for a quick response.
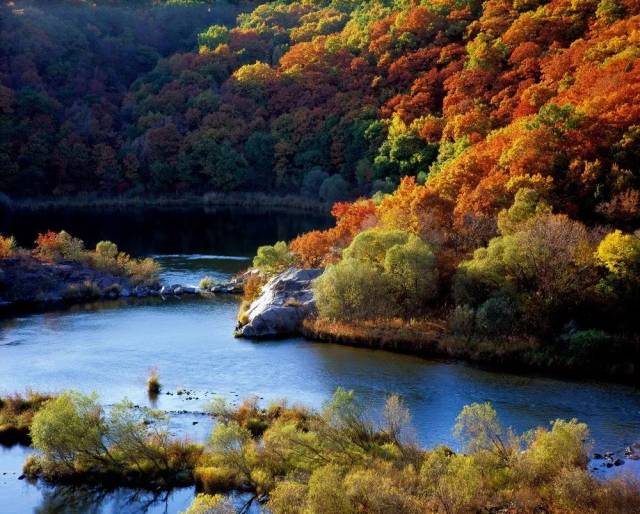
[475,296,518,336]
[147,368,161,395]
[124,256,160,285]
[314,229,438,321]
[454,213,598,330]
[252,241,293,275]
[194,465,238,492]
[383,233,438,315]
[315,258,392,321]
[305,465,350,514]
[28,390,201,485]
[0,391,52,445]
[199,276,216,290]
[420,449,484,514]
[454,402,511,461]
[62,280,101,301]
[34,230,85,262]
[268,481,308,514]
[196,391,640,514]
[515,418,590,485]
[0,235,16,258]
[93,240,119,273]
[595,229,640,278]
[92,241,159,285]
[449,304,476,337]
[562,329,612,364]
[30,392,106,469]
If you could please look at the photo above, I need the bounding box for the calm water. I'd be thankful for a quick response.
[1,207,639,513]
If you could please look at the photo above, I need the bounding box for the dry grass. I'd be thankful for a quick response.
[302,318,446,354]
[236,274,267,326]
[302,317,548,372]
[0,391,52,445]
[147,368,161,395]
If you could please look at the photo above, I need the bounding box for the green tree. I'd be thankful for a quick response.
[30,392,109,470]
[253,241,293,274]
[316,229,437,320]
[454,402,511,461]
[197,25,230,50]
[319,175,351,205]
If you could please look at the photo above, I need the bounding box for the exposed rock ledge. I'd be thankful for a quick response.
[236,268,322,338]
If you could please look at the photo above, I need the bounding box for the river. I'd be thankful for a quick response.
[1,206,639,513]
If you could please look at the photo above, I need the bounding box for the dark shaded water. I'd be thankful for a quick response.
[1,206,333,257]
[1,207,639,513]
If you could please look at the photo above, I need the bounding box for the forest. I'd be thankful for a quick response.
[2,0,640,511]
[1,0,636,212]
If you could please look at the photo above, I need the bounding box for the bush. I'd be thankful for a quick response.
[449,305,476,337]
[454,213,598,331]
[123,256,160,285]
[147,368,161,395]
[475,296,518,336]
[557,329,617,369]
[30,392,106,470]
[34,230,85,262]
[252,241,293,275]
[0,391,52,445]
[195,391,640,514]
[314,229,438,321]
[28,390,201,486]
[306,465,350,514]
[62,280,101,301]
[93,240,119,273]
[595,229,640,279]
[315,258,392,321]
[514,418,590,485]
[0,235,16,258]
[199,276,217,290]
[268,481,308,514]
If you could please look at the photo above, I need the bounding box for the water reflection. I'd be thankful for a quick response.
[34,484,194,514]
[1,207,331,257]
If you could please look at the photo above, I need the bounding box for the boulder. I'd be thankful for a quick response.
[237,268,322,338]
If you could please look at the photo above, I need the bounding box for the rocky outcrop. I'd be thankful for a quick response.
[236,268,322,338]
[0,255,162,309]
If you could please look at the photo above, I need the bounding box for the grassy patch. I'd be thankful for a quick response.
[0,392,52,446]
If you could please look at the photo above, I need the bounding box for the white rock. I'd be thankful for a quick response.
[238,268,322,338]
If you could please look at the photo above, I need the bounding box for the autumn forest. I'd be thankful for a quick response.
[2,0,640,512]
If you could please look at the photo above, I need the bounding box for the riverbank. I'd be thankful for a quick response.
[0,253,161,310]
[234,267,638,385]
[10,388,640,514]
[301,318,639,384]
[1,193,331,215]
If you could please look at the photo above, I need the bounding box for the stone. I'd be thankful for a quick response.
[237,268,322,338]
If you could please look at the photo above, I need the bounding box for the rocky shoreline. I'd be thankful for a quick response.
[0,255,244,313]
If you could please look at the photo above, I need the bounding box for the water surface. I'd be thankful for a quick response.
[1,207,639,513]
